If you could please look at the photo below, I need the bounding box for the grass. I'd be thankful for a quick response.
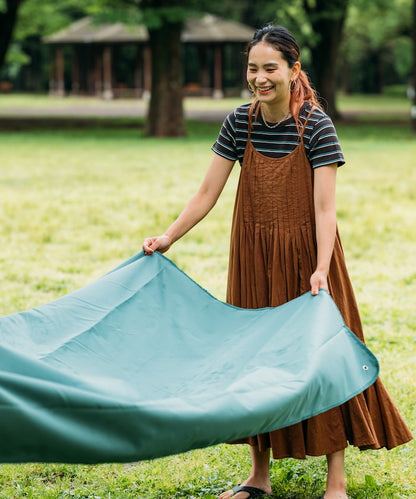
[0,94,414,498]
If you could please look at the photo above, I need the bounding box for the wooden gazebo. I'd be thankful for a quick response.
[43,14,255,99]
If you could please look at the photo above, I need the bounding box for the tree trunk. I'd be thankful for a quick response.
[144,19,186,137]
[304,0,349,119]
[0,0,23,71]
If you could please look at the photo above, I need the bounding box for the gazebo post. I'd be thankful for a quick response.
[213,44,224,99]
[102,46,114,99]
[71,48,80,94]
[48,48,56,96]
[199,45,210,96]
[241,49,251,99]
[93,47,102,96]
[55,47,65,97]
[142,45,151,100]
[134,46,143,98]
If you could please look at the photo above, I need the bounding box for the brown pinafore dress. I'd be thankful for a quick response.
[226,101,412,459]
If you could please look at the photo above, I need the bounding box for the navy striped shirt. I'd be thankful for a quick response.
[212,102,345,169]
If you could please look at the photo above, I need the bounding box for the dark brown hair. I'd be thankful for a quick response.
[247,25,322,127]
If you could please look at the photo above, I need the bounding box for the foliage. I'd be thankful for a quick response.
[89,0,215,28]
[341,0,413,92]
[2,0,96,79]
[15,0,90,39]
[2,42,29,78]
[205,0,281,30]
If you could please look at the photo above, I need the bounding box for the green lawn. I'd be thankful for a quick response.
[0,96,414,498]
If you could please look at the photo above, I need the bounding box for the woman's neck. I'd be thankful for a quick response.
[261,101,291,123]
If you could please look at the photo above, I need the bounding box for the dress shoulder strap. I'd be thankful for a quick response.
[298,103,315,141]
[247,100,260,141]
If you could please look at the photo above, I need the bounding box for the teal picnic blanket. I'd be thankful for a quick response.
[0,252,378,463]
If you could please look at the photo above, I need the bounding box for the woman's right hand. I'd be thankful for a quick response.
[142,234,172,255]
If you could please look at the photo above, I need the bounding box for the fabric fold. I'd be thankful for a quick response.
[0,251,379,464]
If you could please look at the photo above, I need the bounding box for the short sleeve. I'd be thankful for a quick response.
[306,113,345,168]
[212,112,239,161]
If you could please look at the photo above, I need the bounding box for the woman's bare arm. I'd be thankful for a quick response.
[310,164,337,295]
[143,153,235,254]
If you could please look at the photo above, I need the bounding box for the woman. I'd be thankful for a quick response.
[143,25,412,499]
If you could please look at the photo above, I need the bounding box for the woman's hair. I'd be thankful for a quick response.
[246,25,322,127]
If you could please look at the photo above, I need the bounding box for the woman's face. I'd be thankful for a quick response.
[247,41,298,107]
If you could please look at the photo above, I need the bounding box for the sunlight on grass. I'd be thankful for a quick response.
[0,100,414,497]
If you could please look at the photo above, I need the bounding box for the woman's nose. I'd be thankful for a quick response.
[255,71,268,83]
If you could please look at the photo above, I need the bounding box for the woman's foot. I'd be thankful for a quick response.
[219,445,271,498]
[323,476,347,498]
[219,477,272,498]
[323,488,347,499]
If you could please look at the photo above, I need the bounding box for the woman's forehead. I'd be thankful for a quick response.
[248,43,285,64]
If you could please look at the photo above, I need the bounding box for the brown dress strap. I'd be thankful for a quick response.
[298,104,315,142]
[247,100,260,141]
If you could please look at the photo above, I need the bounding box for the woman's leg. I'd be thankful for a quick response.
[219,445,272,498]
[324,449,347,499]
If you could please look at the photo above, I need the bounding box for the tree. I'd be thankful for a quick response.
[341,0,413,95]
[303,0,349,118]
[140,0,187,137]
[0,0,25,71]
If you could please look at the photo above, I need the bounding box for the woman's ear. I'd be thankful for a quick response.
[291,61,302,81]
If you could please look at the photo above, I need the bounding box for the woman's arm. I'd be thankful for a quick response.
[310,164,338,295]
[143,153,235,255]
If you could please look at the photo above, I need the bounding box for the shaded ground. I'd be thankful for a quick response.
[0,117,144,131]
[0,102,410,131]
[0,103,231,131]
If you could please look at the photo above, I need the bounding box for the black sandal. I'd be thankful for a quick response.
[231,484,272,498]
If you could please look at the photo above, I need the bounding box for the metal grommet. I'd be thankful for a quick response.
[363,365,369,371]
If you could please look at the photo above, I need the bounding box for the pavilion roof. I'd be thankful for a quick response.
[43,14,255,45]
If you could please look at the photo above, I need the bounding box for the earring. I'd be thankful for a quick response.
[248,82,254,94]
[290,80,297,92]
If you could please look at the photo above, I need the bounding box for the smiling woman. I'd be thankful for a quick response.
[143,24,412,499]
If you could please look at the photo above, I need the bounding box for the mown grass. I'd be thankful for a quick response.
[0,95,414,498]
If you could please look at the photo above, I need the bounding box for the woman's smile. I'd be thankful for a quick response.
[257,85,275,95]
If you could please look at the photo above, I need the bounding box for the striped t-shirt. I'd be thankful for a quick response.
[212,102,345,169]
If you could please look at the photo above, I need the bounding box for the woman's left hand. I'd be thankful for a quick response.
[310,269,329,296]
